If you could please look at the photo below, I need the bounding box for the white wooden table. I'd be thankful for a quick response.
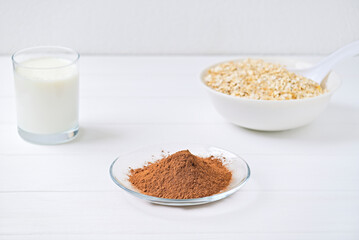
[0,56,358,240]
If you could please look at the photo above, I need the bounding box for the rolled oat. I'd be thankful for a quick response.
[204,59,325,100]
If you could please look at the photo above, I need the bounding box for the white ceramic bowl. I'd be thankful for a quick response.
[200,58,341,131]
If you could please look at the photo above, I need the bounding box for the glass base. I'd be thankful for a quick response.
[18,125,79,145]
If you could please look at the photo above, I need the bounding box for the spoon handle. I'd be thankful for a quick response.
[313,40,359,80]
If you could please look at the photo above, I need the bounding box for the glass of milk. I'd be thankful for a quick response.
[12,46,80,144]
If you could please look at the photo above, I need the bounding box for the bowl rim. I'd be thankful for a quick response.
[109,145,251,203]
[200,58,341,103]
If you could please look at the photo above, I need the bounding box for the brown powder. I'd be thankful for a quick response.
[128,150,232,199]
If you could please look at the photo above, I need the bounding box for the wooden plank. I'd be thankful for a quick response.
[0,192,358,234]
[1,74,205,97]
[0,97,223,124]
[0,124,357,156]
[0,120,358,156]
[1,95,358,125]
[0,154,358,192]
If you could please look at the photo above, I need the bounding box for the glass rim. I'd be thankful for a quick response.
[12,46,80,70]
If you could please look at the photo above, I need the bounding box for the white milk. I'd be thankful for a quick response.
[14,57,79,134]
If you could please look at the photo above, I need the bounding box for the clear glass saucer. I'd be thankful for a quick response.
[109,143,251,206]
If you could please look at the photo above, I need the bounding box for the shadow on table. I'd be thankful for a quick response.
[72,125,121,144]
[141,189,262,220]
[238,103,359,143]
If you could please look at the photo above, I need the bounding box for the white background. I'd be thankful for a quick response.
[0,0,359,55]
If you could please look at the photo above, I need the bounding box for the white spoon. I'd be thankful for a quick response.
[288,40,359,84]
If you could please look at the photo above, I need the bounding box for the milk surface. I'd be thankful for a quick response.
[14,57,79,134]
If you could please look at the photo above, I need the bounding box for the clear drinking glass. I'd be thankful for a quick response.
[12,46,80,144]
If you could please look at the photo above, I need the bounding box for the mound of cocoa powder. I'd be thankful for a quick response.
[128,150,232,199]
